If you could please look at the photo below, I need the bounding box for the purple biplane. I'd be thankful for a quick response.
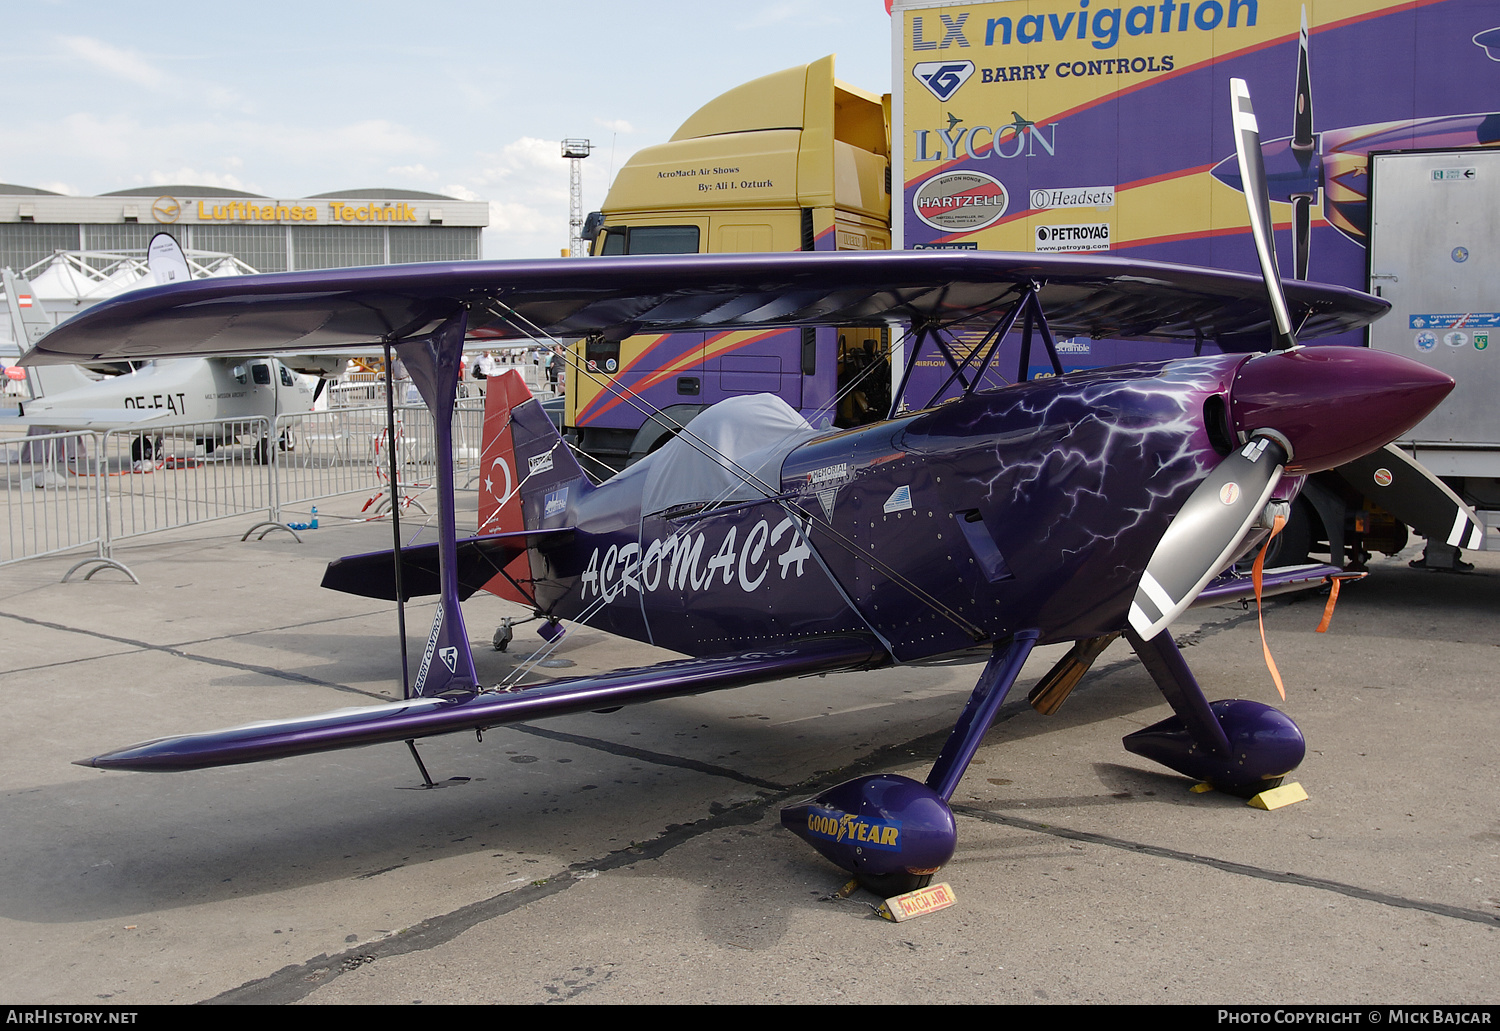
[22,86,1463,893]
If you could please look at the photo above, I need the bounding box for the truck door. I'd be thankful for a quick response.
[1368,149,1500,463]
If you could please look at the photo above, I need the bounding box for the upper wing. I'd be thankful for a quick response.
[75,635,889,772]
[21,251,1389,366]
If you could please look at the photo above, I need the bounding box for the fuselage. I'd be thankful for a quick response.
[22,356,315,423]
[531,355,1243,661]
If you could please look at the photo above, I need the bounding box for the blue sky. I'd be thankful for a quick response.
[1,1,895,259]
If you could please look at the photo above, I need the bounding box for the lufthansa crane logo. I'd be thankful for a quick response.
[151,196,182,224]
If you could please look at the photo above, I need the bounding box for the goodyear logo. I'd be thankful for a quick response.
[806,807,901,852]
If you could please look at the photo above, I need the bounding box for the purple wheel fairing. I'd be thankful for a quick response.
[781,774,957,881]
[1122,698,1307,797]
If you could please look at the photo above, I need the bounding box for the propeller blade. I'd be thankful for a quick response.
[1129,434,1289,640]
[1230,78,1297,349]
[1292,7,1315,156]
[1291,194,1312,281]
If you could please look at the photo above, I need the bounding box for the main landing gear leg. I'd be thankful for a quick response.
[1122,629,1305,797]
[782,631,1039,895]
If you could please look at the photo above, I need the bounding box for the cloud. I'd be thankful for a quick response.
[473,137,569,187]
[459,138,589,259]
[388,164,440,181]
[487,199,560,236]
[145,169,255,193]
[57,36,171,90]
[732,2,838,31]
[29,111,440,191]
[595,119,634,134]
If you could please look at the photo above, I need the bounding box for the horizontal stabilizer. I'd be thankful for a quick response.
[321,528,572,601]
[76,635,889,772]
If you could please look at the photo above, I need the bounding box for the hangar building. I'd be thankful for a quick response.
[0,184,489,274]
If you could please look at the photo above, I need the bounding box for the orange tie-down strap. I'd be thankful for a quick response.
[1250,514,1362,701]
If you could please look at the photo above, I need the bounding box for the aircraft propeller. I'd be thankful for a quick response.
[1129,77,1304,640]
[1229,77,1298,352]
[1127,432,1289,641]
[1288,8,1316,280]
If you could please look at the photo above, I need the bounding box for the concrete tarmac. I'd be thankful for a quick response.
[1,499,1496,1005]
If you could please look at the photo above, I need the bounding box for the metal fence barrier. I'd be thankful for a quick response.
[1,429,104,575]
[100,417,273,547]
[1,399,486,582]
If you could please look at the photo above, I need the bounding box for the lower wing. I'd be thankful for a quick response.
[76,635,889,772]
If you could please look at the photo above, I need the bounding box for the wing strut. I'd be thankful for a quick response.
[391,310,479,699]
[381,340,413,697]
[893,283,1065,414]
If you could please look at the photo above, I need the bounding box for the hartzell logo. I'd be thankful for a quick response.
[913,170,1009,233]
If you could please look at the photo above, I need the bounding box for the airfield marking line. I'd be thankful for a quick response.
[772,701,894,726]
[950,804,1500,929]
[507,723,787,791]
[206,799,767,1005]
[160,607,395,649]
[0,607,386,699]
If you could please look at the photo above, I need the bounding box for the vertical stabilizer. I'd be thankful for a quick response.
[477,370,592,603]
[3,270,50,355]
[4,269,93,402]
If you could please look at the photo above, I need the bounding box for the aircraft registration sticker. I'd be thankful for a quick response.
[879,882,957,922]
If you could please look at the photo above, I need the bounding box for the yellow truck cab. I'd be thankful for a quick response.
[567,56,893,473]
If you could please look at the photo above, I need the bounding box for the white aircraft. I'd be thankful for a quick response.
[3,235,342,453]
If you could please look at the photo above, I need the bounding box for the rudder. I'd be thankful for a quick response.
[478,370,591,602]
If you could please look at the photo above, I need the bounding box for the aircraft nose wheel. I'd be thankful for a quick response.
[130,434,160,463]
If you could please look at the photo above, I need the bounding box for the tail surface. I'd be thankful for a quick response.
[3,269,50,356]
[4,269,104,404]
[477,369,592,602]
